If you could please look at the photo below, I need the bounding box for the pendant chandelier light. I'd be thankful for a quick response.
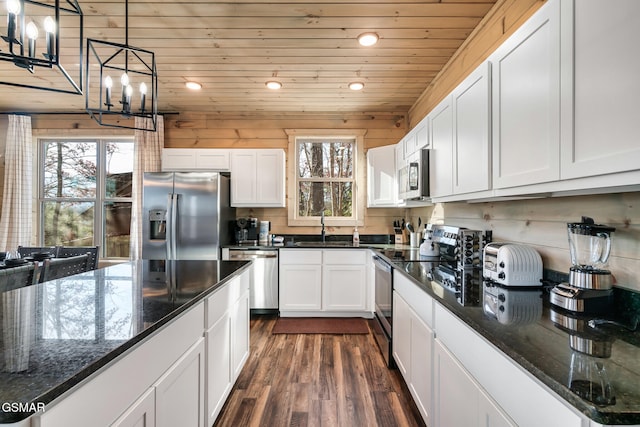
[85,0,157,132]
[0,0,84,94]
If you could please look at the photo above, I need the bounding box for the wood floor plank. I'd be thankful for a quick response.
[213,315,426,427]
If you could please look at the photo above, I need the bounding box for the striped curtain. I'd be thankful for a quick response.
[0,115,33,251]
[129,116,164,260]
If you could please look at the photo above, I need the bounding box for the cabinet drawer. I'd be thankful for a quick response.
[205,276,241,329]
[279,249,322,265]
[322,249,366,265]
[393,271,434,328]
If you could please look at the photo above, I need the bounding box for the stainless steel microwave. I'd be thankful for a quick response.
[398,148,430,200]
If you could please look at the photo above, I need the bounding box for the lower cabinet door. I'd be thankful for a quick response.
[434,339,479,427]
[478,388,517,427]
[110,387,155,427]
[205,314,232,426]
[231,290,250,380]
[322,264,367,311]
[279,264,322,310]
[155,338,205,427]
[410,310,433,426]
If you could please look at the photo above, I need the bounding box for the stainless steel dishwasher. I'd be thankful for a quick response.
[223,248,278,313]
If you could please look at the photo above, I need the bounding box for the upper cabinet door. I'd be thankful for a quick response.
[490,0,561,189]
[452,61,491,195]
[255,149,286,206]
[230,149,286,207]
[560,0,640,179]
[429,95,454,198]
[367,144,399,207]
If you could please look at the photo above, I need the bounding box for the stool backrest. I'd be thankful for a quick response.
[39,254,91,283]
[0,263,38,293]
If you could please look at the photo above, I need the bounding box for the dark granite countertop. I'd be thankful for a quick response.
[391,259,640,425]
[0,259,250,423]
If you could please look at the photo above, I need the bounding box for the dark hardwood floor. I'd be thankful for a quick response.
[214,315,427,427]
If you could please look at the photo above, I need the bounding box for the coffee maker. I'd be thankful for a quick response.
[550,217,616,314]
[234,217,259,244]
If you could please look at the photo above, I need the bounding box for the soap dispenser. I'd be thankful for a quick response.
[353,226,360,246]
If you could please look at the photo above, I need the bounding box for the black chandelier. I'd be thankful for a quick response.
[85,0,157,132]
[0,0,83,94]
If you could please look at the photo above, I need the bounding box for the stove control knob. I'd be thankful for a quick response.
[498,272,505,280]
[499,261,505,268]
[498,293,506,302]
[499,305,505,312]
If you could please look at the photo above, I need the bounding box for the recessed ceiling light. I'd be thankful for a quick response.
[349,82,364,91]
[185,81,202,90]
[357,32,379,47]
[265,80,282,90]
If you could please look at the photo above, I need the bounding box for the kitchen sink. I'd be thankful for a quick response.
[293,241,352,247]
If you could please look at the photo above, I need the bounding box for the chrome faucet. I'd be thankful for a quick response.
[321,211,326,243]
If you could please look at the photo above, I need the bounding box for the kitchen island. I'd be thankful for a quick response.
[0,259,251,426]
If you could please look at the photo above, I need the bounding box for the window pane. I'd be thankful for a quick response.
[105,142,134,198]
[43,141,97,198]
[105,202,131,258]
[298,182,353,217]
[298,140,354,179]
[43,201,95,246]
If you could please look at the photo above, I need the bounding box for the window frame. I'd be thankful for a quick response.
[285,129,366,227]
[37,136,134,260]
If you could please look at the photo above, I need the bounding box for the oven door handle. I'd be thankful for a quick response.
[373,255,392,273]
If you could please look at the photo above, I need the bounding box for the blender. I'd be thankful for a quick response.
[550,217,616,314]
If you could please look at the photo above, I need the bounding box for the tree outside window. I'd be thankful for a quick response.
[297,138,354,218]
[40,138,133,259]
[286,129,366,227]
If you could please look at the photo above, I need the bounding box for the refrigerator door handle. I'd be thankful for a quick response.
[170,193,179,259]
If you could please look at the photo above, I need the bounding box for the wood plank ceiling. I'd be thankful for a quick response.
[0,0,498,115]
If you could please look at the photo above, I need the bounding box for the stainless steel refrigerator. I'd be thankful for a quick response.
[142,172,235,260]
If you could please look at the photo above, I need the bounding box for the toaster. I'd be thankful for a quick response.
[483,243,543,287]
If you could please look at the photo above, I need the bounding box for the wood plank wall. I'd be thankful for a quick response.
[163,111,408,237]
[10,112,409,238]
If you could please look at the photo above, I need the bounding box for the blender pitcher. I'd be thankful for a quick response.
[567,217,616,271]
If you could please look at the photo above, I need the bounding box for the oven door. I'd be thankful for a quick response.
[373,255,393,335]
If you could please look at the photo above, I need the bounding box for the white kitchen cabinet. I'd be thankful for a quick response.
[434,339,479,427]
[162,148,230,171]
[434,339,515,427]
[279,249,323,311]
[490,0,561,189]
[393,272,434,426]
[155,338,206,427]
[428,95,454,198]
[279,249,370,316]
[322,264,367,311]
[230,285,250,380]
[560,0,640,180]
[204,269,250,426]
[205,312,231,426]
[110,388,155,427]
[230,149,286,207]
[367,144,399,207]
[434,303,585,427]
[452,61,491,195]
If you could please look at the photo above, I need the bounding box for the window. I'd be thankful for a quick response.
[39,138,134,259]
[286,129,365,227]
